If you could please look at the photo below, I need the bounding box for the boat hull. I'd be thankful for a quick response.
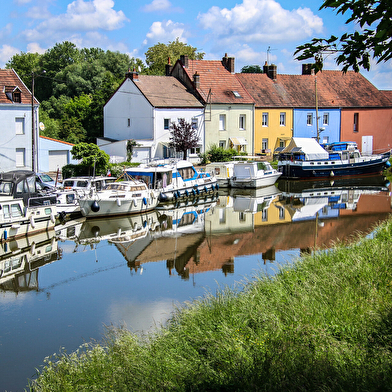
[278,154,390,179]
[230,172,282,188]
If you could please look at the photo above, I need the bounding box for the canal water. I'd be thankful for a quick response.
[0,176,391,391]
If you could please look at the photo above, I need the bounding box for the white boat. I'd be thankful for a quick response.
[231,185,281,213]
[230,159,282,188]
[205,162,235,187]
[0,170,57,242]
[124,159,218,202]
[79,180,160,218]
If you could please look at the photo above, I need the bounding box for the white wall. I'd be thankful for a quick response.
[104,79,154,141]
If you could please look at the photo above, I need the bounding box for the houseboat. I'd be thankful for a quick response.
[124,160,218,202]
[277,138,391,179]
[205,162,235,187]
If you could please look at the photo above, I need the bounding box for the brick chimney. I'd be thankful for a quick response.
[222,53,235,73]
[165,57,173,76]
[193,72,200,89]
[126,68,139,81]
[302,63,313,75]
[180,55,189,68]
[263,61,269,75]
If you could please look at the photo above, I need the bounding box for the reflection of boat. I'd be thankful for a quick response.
[230,159,281,188]
[277,138,391,179]
[0,229,59,291]
[79,180,160,218]
[0,170,57,241]
[205,162,235,187]
[124,159,217,202]
[74,211,160,245]
[55,216,86,241]
[231,185,281,213]
[277,175,390,221]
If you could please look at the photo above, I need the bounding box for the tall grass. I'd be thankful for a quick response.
[30,219,392,391]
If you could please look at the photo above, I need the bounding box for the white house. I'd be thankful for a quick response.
[98,70,205,164]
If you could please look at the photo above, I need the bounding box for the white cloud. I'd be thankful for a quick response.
[21,0,129,43]
[142,20,187,46]
[26,42,46,54]
[0,44,20,67]
[142,0,171,12]
[198,0,323,44]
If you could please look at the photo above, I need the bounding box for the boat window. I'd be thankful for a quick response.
[214,167,221,175]
[66,194,76,203]
[63,180,75,188]
[179,167,195,180]
[257,162,267,171]
[11,203,23,218]
[16,180,28,196]
[76,181,88,188]
[155,172,172,188]
[0,182,13,195]
[27,176,36,193]
[3,205,10,219]
[45,207,53,215]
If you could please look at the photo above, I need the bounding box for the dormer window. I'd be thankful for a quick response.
[5,86,22,103]
[13,90,21,103]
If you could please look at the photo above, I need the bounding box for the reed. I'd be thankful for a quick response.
[30,218,392,391]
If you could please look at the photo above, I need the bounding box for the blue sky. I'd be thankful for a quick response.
[1,0,391,90]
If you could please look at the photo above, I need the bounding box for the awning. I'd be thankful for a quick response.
[230,137,248,146]
[279,137,291,141]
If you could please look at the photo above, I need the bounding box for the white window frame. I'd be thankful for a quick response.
[16,148,25,167]
[191,117,198,130]
[262,138,268,152]
[239,114,246,131]
[280,112,286,126]
[164,118,170,130]
[219,114,226,131]
[219,140,226,149]
[323,113,329,126]
[262,112,268,127]
[307,113,313,126]
[15,118,25,135]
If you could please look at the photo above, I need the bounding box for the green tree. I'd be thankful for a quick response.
[39,111,61,140]
[71,142,110,175]
[59,115,86,144]
[295,0,392,72]
[145,38,204,75]
[169,118,200,160]
[241,65,263,73]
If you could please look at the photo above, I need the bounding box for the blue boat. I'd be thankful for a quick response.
[277,138,391,179]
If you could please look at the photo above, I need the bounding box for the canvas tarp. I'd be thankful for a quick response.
[281,138,329,160]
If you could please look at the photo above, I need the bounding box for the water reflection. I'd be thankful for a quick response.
[0,175,391,391]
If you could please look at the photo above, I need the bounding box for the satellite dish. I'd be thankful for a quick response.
[39,122,45,131]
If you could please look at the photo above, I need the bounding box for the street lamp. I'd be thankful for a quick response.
[31,70,45,172]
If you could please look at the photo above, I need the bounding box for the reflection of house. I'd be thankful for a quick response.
[99,70,204,164]
[171,54,254,154]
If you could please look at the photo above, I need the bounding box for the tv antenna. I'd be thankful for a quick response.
[267,46,277,64]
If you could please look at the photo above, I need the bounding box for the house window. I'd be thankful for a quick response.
[280,112,286,126]
[279,206,285,220]
[353,113,359,132]
[219,140,226,149]
[262,209,268,222]
[219,114,226,131]
[239,115,246,130]
[127,118,131,127]
[239,212,246,222]
[307,113,313,126]
[16,148,25,167]
[164,118,170,130]
[15,118,25,135]
[323,113,329,126]
[189,146,201,155]
[322,136,329,144]
[262,112,268,126]
[191,118,198,130]
[262,138,268,152]
[13,91,21,103]
[279,139,285,148]
[232,91,241,98]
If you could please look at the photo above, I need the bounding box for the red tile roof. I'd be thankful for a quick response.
[0,68,38,105]
[182,59,255,105]
[40,135,74,146]
[237,70,392,108]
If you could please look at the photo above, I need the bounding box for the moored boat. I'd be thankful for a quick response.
[124,159,218,202]
[277,138,391,179]
[230,158,282,188]
[0,170,57,241]
[78,180,160,218]
[205,161,235,187]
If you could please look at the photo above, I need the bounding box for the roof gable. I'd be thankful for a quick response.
[0,69,37,105]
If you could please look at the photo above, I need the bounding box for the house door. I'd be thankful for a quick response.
[362,136,373,155]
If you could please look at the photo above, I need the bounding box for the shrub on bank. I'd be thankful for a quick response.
[30,219,392,391]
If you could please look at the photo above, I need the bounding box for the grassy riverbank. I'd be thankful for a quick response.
[31,218,392,391]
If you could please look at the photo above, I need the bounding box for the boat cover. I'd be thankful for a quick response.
[281,138,329,160]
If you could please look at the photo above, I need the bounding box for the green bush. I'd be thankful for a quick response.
[199,144,238,164]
